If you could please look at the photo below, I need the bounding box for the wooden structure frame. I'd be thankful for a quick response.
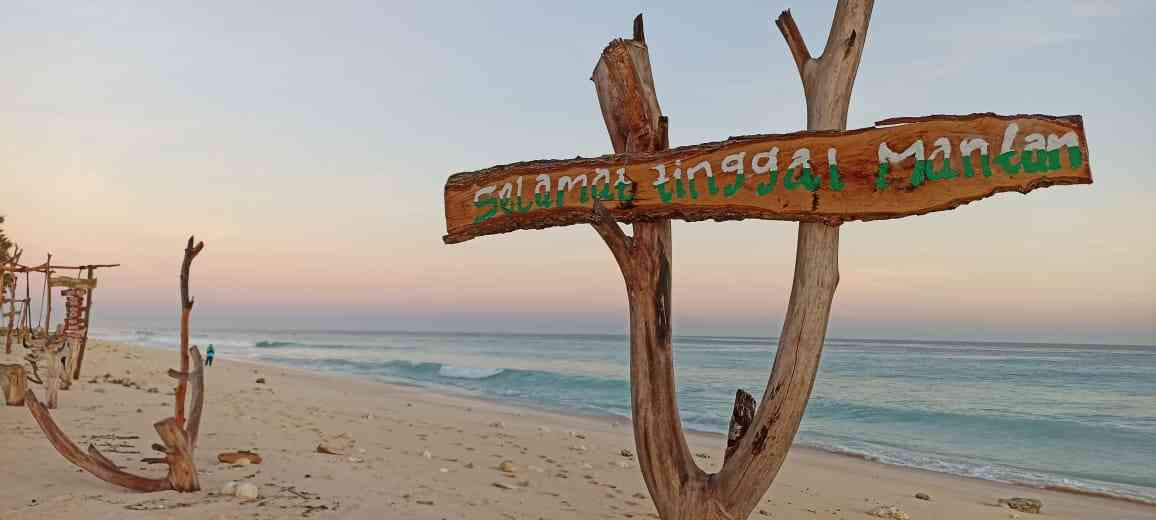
[25,237,205,492]
[0,259,117,378]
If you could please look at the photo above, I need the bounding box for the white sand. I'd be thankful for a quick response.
[1,341,1152,519]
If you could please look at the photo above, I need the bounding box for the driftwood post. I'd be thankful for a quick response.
[71,267,97,379]
[588,16,695,517]
[36,336,70,408]
[589,5,870,518]
[4,259,27,354]
[174,237,203,428]
[1,268,9,355]
[718,4,871,515]
[43,253,51,336]
[0,265,6,348]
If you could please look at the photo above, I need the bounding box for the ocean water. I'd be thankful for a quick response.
[92,328,1156,503]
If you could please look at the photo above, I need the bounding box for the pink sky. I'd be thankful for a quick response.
[2,1,1154,344]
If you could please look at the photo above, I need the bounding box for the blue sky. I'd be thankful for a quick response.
[2,1,1154,344]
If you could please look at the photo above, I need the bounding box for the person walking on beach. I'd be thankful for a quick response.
[205,344,215,366]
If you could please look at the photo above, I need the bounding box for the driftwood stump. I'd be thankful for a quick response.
[589,4,872,518]
[0,363,26,406]
[29,336,71,408]
[26,391,200,491]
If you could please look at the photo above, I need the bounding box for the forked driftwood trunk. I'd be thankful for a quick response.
[590,4,872,518]
[24,237,207,492]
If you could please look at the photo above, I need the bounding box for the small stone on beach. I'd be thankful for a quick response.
[915,492,930,500]
[498,460,517,473]
[998,497,1042,514]
[868,504,910,520]
[235,482,260,500]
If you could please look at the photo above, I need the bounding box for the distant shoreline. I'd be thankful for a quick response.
[89,326,1156,349]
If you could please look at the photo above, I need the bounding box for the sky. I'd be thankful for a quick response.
[1,0,1153,345]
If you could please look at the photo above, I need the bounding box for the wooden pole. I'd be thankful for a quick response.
[0,266,7,354]
[590,4,873,518]
[43,253,51,336]
[718,2,872,515]
[71,267,96,380]
[590,16,724,519]
[0,267,6,339]
[174,237,203,428]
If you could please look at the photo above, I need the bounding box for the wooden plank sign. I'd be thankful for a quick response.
[48,276,97,290]
[443,113,1090,243]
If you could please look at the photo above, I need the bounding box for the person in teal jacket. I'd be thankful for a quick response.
[205,344,215,366]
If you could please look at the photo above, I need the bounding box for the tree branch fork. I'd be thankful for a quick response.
[590,4,867,518]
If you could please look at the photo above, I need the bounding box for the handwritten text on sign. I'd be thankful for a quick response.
[443,113,1091,244]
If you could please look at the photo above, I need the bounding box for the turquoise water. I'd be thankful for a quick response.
[95,328,1156,503]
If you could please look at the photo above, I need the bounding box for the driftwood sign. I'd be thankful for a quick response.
[443,113,1090,243]
[48,276,97,291]
[441,5,1097,519]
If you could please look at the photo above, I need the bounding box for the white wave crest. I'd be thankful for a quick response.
[437,365,504,379]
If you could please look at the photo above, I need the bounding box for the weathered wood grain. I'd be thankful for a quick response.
[444,112,1090,243]
[717,4,869,517]
[175,237,204,428]
[588,19,701,519]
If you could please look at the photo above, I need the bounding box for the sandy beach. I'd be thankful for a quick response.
[1,341,1151,520]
